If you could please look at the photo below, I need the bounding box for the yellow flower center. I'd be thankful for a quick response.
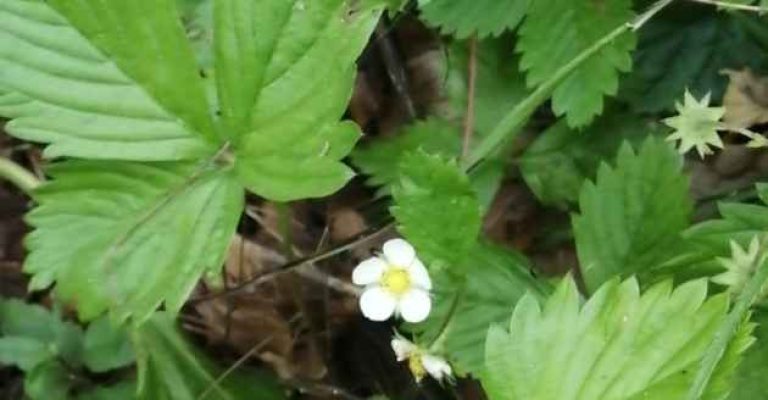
[380,267,411,296]
[408,353,427,382]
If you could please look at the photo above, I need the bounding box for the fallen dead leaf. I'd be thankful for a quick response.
[722,68,768,129]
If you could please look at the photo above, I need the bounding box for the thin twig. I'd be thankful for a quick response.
[461,35,478,161]
[375,18,417,120]
[0,157,40,195]
[197,336,274,400]
[687,0,768,12]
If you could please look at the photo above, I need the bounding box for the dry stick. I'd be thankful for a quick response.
[688,0,768,12]
[375,19,417,121]
[460,35,478,161]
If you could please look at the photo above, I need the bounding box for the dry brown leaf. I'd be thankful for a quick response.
[722,68,768,129]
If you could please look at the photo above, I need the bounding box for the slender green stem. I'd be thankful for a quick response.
[428,283,466,353]
[464,0,675,170]
[688,0,768,12]
[0,157,40,195]
[687,235,768,400]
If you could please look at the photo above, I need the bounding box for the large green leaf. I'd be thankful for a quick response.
[215,0,380,201]
[517,0,635,127]
[573,137,692,292]
[419,0,531,39]
[483,277,752,400]
[133,313,283,400]
[0,0,216,160]
[25,161,243,322]
[83,316,134,373]
[520,112,655,207]
[729,310,768,400]
[391,151,481,269]
[620,8,768,113]
[413,242,550,375]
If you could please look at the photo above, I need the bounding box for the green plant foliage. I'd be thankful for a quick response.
[391,151,481,269]
[419,0,531,39]
[620,8,768,112]
[443,38,530,140]
[77,382,137,400]
[517,0,635,127]
[729,310,768,400]
[664,90,725,158]
[483,277,752,400]
[215,0,379,201]
[83,317,134,373]
[351,119,461,190]
[414,242,550,375]
[25,161,243,322]
[573,137,692,292]
[0,0,216,161]
[520,112,655,207]
[132,313,283,400]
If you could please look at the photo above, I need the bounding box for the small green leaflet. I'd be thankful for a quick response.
[132,313,283,400]
[419,0,531,39]
[25,161,243,322]
[573,137,692,292]
[483,277,753,400]
[391,151,481,270]
[620,9,768,113]
[517,0,635,127]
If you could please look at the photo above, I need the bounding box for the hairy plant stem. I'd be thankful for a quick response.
[465,0,675,170]
[687,234,768,400]
[0,157,40,195]
[688,0,768,12]
[427,282,466,353]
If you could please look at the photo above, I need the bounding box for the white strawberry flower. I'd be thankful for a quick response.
[391,335,453,383]
[352,238,432,323]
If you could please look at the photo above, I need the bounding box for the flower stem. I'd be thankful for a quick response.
[0,157,40,195]
[428,283,466,353]
[687,234,768,400]
[688,0,768,12]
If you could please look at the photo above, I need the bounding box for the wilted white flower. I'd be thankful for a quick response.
[352,238,432,323]
[712,237,768,298]
[391,335,452,383]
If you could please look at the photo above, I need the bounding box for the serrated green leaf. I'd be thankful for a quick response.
[620,9,768,112]
[483,277,747,400]
[413,242,549,375]
[83,316,134,373]
[573,137,692,292]
[0,0,216,161]
[517,0,635,127]
[391,151,481,269]
[729,310,768,400]
[520,112,655,207]
[0,337,50,371]
[351,119,461,190]
[133,313,283,400]
[25,161,243,322]
[77,381,137,400]
[25,359,70,400]
[419,0,530,39]
[215,0,380,201]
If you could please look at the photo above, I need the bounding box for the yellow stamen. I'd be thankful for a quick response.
[408,353,427,382]
[380,267,411,296]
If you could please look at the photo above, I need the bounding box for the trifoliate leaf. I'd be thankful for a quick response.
[517,0,635,127]
[351,119,461,190]
[520,112,655,207]
[620,8,768,113]
[83,316,134,373]
[215,0,380,201]
[391,151,481,270]
[413,242,550,375]
[25,161,243,322]
[483,277,750,400]
[664,90,725,158]
[419,0,531,39]
[0,0,216,161]
[573,137,692,292]
[133,313,283,400]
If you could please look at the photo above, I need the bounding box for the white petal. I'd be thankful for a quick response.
[422,354,452,381]
[398,289,431,323]
[391,337,416,361]
[359,287,397,321]
[352,257,387,286]
[383,238,416,267]
[406,258,432,290]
